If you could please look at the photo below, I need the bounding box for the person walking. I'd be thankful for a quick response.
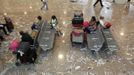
[93,0,103,7]
[41,0,48,10]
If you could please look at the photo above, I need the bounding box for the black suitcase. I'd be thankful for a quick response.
[16,42,37,64]
[16,42,30,63]
[72,17,84,25]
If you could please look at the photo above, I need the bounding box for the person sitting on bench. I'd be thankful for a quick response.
[50,15,62,36]
[36,16,44,30]
[84,16,97,33]
[4,16,14,32]
[50,15,58,29]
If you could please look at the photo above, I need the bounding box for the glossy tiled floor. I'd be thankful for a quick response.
[0,0,134,75]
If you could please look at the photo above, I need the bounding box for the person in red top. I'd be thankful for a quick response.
[89,16,97,29]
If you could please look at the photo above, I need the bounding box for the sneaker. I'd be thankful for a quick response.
[101,5,104,7]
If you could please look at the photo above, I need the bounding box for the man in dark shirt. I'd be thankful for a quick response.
[19,31,33,45]
[93,0,103,7]
[4,16,14,32]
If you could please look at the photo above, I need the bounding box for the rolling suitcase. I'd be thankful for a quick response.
[16,42,30,63]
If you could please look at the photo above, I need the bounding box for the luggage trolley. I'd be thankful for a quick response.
[70,28,87,46]
[71,10,87,46]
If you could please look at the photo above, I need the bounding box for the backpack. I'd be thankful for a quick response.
[9,39,20,52]
[31,23,38,30]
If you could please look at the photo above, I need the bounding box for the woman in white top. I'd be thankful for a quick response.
[50,15,58,29]
[50,15,62,36]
